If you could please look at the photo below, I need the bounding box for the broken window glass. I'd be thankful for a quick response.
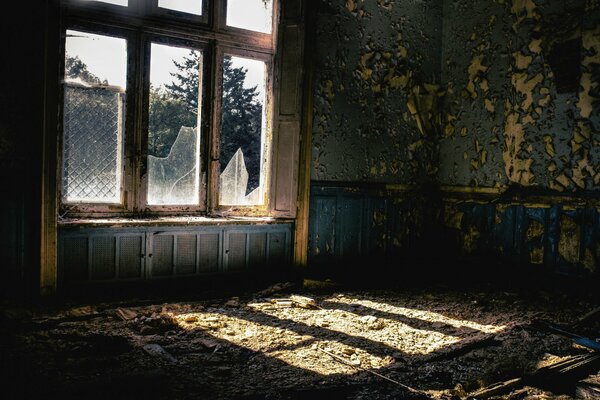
[219,55,267,206]
[158,0,202,16]
[147,44,202,205]
[62,30,127,204]
[226,0,273,34]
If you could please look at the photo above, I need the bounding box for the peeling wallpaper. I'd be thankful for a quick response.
[312,0,600,193]
[440,0,600,192]
[311,0,443,183]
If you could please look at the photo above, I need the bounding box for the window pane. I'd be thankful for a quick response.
[148,43,202,205]
[158,0,202,15]
[226,0,273,34]
[219,55,267,206]
[79,0,128,6]
[62,30,127,204]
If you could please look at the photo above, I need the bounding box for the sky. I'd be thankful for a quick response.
[65,0,271,96]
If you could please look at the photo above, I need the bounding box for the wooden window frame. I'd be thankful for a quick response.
[58,0,286,219]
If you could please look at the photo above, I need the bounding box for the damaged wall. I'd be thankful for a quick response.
[437,0,600,276]
[311,0,443,183]
[440,0,600,191]
[307,0,444,270]
[308,0,600,276]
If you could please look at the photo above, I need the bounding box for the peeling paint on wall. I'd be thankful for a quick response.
[439,0,600,193]
[312,0,443,184]
[559,214,581,264]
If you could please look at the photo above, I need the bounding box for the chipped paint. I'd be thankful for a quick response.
[312,0,442,183]
[466,55,488,99]
[503,111,534,185]
[582,248,597,273]
[558,215,580,264]
[439,0,600,193]
[443,203,464,230]
[462,225,481,254]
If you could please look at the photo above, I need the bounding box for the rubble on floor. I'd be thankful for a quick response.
[1,281,599,399]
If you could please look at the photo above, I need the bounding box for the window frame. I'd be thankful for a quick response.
[139,34,211,214]
[58,21,137,215]
[210,46,274,215]
[58,0,280,218]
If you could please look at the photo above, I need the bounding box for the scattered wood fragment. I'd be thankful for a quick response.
[467,353,600,399]
[317,346,431,398]
[115,307,137,321]
[576,374,600,400]
[573,306,600,329]
[270,299,293,308]
[255,282,296,297]
[290,295,320,309]
[425,335,501,362]
[466,378,523,399]
[302,278,339,292]
[143,343,178,364]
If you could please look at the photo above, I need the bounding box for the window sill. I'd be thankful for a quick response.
[58,215,292,229]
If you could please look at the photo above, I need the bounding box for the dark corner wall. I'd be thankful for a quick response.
[0,2,47,300]
[307,0,600,283]
[439,0,600,280]
[307,0,445,279]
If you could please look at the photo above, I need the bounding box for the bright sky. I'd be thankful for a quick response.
[65,0,271,96]
[227,0,272,34]
[65,30,127,88]
[81,0,128,6]
[66,32,266,102]
[158,0,202,15]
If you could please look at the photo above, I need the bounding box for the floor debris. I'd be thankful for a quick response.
[1,285,599,399]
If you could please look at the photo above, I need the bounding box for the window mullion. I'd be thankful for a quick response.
[208,44,224,214]
[129,31,147,212]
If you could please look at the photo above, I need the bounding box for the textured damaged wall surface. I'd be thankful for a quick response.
[440,0,600,192]
[307,185,441,276]
[442,200,600,277]
[311,0,443,184]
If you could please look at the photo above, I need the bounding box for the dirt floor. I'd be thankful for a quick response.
[1,279,600,400]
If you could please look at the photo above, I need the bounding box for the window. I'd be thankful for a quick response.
[59,0,284,217]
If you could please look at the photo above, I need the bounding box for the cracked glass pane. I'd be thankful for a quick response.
[219,55,267,206]
[62,30,127,204]
[147,43,202,205]
[226,0,273,34]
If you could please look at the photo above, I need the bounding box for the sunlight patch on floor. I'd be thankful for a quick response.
[174,311,392,375]
[325,297,505,334]
[248,302,462,355]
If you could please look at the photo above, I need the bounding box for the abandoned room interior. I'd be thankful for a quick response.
[2,0,600,399]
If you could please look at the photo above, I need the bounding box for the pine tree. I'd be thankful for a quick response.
[162,52,263,193]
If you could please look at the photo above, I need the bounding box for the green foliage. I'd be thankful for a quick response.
[148,88,197,158]
[158,51,264,194]
[220,56,263,193]
[65,55,106,85]
[67,49,265,195]
[164,52,201,114]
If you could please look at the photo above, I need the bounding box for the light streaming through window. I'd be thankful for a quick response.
[62,30,127,204]
[147,43,202,205]
[219,55,267,206]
